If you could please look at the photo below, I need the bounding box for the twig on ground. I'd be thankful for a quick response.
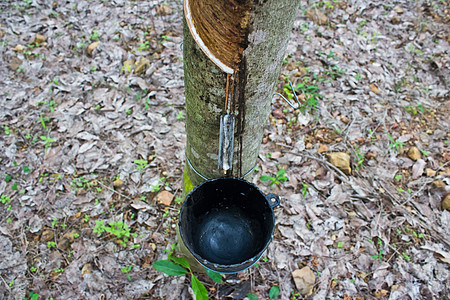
[97,180,135,202]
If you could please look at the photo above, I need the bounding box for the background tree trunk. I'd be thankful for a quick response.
[183,0,299,193]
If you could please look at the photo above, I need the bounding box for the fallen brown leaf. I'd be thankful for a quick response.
[156,190,174,206]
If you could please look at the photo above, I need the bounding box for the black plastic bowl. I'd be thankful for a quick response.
[179,177,280,273]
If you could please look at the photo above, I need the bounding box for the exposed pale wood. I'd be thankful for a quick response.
[184,0,251,74]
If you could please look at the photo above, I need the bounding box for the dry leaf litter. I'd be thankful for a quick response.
[0,0,449,299]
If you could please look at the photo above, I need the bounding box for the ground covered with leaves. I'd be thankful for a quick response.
[0,0,449,299]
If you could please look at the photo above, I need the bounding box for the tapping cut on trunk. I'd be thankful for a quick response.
[184,0,251,74]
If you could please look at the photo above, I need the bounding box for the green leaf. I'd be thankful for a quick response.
[269,286,280,299]
[276,169,286,177]
[169,255,190,270]
[30,292,39,300]
[386,133,395,143]
[205,268,223,283]
[259,176,272,181]
[153,260,188,276]
[191,273,208,300]
[248,292,259,300]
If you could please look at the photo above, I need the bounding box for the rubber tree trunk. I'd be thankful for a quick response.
[178,0,298,269]
[183,0,299,190]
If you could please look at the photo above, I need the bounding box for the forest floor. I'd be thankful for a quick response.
[0,0,449,299]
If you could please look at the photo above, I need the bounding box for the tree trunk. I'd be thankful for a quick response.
[183,0,299,191]
[178,0,298,270]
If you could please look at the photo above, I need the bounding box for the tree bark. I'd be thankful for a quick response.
[183,0,299,192]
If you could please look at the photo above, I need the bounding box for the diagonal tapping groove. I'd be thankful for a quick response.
[184,0,251,74]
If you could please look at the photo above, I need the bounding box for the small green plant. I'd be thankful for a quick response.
[337,241,345,248]
[75,42,87,51]
[405,104,424,115]
[153,243,222,300]
[137,41,150,52]
[134,159,148,171]
[30,266,37,272]
[2,125,10,135]
[174,196,183,205]
[412,231,424,239]
[176,111,184,120]
[290,290,301,300]
[282,77,322,115]
[387,133,405,152]
[301,182,310,197]
[397,187,411,194]
[420,150,430,156]
[1,194,11,204]
[39,114,49,130]
[121,264,133,281]
[40,136,55,151]
[287,117,297,126]
[5,174,12,182]
[260,169,288,186]
[326,50,336,59]
[48,241,56,248]
[324,65,346,80]
[401,252,411,261]
[371,249,383,262]
[269,285,280,299]
[299,22,309,33]
[150,182,160,193]
[121,62,132,73]
[409,44,423,56]
[353,147,365,170]
[71,176,94,191]
[144,98,152,109]
[24,292,40,300]
[93,220,136,247]
[89,30,100,42]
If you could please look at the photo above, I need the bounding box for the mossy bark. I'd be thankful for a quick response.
[179,0,299,269]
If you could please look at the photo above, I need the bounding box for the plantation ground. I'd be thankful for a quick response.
[0,0,449,299]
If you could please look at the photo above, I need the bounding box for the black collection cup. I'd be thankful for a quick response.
[179,177,280,273]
